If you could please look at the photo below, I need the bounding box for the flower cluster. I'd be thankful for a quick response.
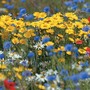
[0,0,90,90]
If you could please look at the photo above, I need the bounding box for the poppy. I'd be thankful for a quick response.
[86,47,90,52]
[4,79,16,90]
[88,16,90,23]
[76,40,83,44]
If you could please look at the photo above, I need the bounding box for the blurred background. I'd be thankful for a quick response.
[0,0,90,17]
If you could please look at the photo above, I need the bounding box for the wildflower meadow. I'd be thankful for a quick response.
[0,0,90,90]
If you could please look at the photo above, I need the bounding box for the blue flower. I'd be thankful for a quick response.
[65,44,73,51]
[48,52,55,56]
[4,4,9,8]
[6,4,14,10]
[20,60,28,67]
[34,36,40,41]
[73,47,79,58]
[87,34,90,38]
[0,86,4,90]
[24,14,34,20]
[19,8,26,14]
[79,72,89,80]
[82,8,87,12]
[69,74,79,83]
[80,61,89,67]
[3,41,12,50]
[22,70,32,77]
[64,1,73,7]
[42,37,50,43]
[71,4,78,10]
[78,0,85,3]
[43,6,50,13]
[46,45,54,51]
[21,0,26,2]
[44,83,50,87]
[86,8,90,13]
[60,69,68,76]
[27,52,35,58]
[73,0,84,3]
[0,53,4,59]
[47,75,56,81]
[84,2,90,8]
[82,26,90,32]
[58,51,62,55]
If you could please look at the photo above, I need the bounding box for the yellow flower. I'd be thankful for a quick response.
[16,34,22,38]
[33,12,47,19]
[78,48,86,54]
[74,21,83,28]
[0,64,7,69]
[1,31,9,40]
[45,41,54,46]
[65,29,74,34]
[69,37,74,43]
[25,68,32,71]
[66,51,72,55]
[12,37,19,44]
[0,21,6,29]
[19,39,26,44]
[15,20,25,28]
[51,83,56,88]
[78,30,85,36]
[24,29,35,38]
[1,0,6,4]
[39,12,47,18]
[46,29,54,34]
[37,50,42,55]
[0,73,6,81]
[58,58,65,63]
[19,28,26,33]
[13,66,24,72]
[8,72,12,76]
[81,18,89,24]
[33,12,40,17]
[38,84,45,90]
[60,46,65,51]
[65,12,78,20]
[65,21,74,29]
[53,49,58,53]
[56,24,66,29]
[16,73,22,80]
[6,25,15,32]
[40,23,51,29]
[25,22,31,26]
[57,34,63,38]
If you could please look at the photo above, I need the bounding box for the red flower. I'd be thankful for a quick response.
[86,47,90,55]
[75,40,83,45]
[4,79,16,90]
[88,16,90,23]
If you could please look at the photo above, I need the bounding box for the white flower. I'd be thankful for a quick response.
[0,51,3,54]
[33,42,45,50]
[8,51,22,60]
[76,65,82,71]
[45,69,53,76]
[25,76,35,82]
[12,54,22,59]
[72,63,77,69]
[85,68,90,75]
[35,73,46,82]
